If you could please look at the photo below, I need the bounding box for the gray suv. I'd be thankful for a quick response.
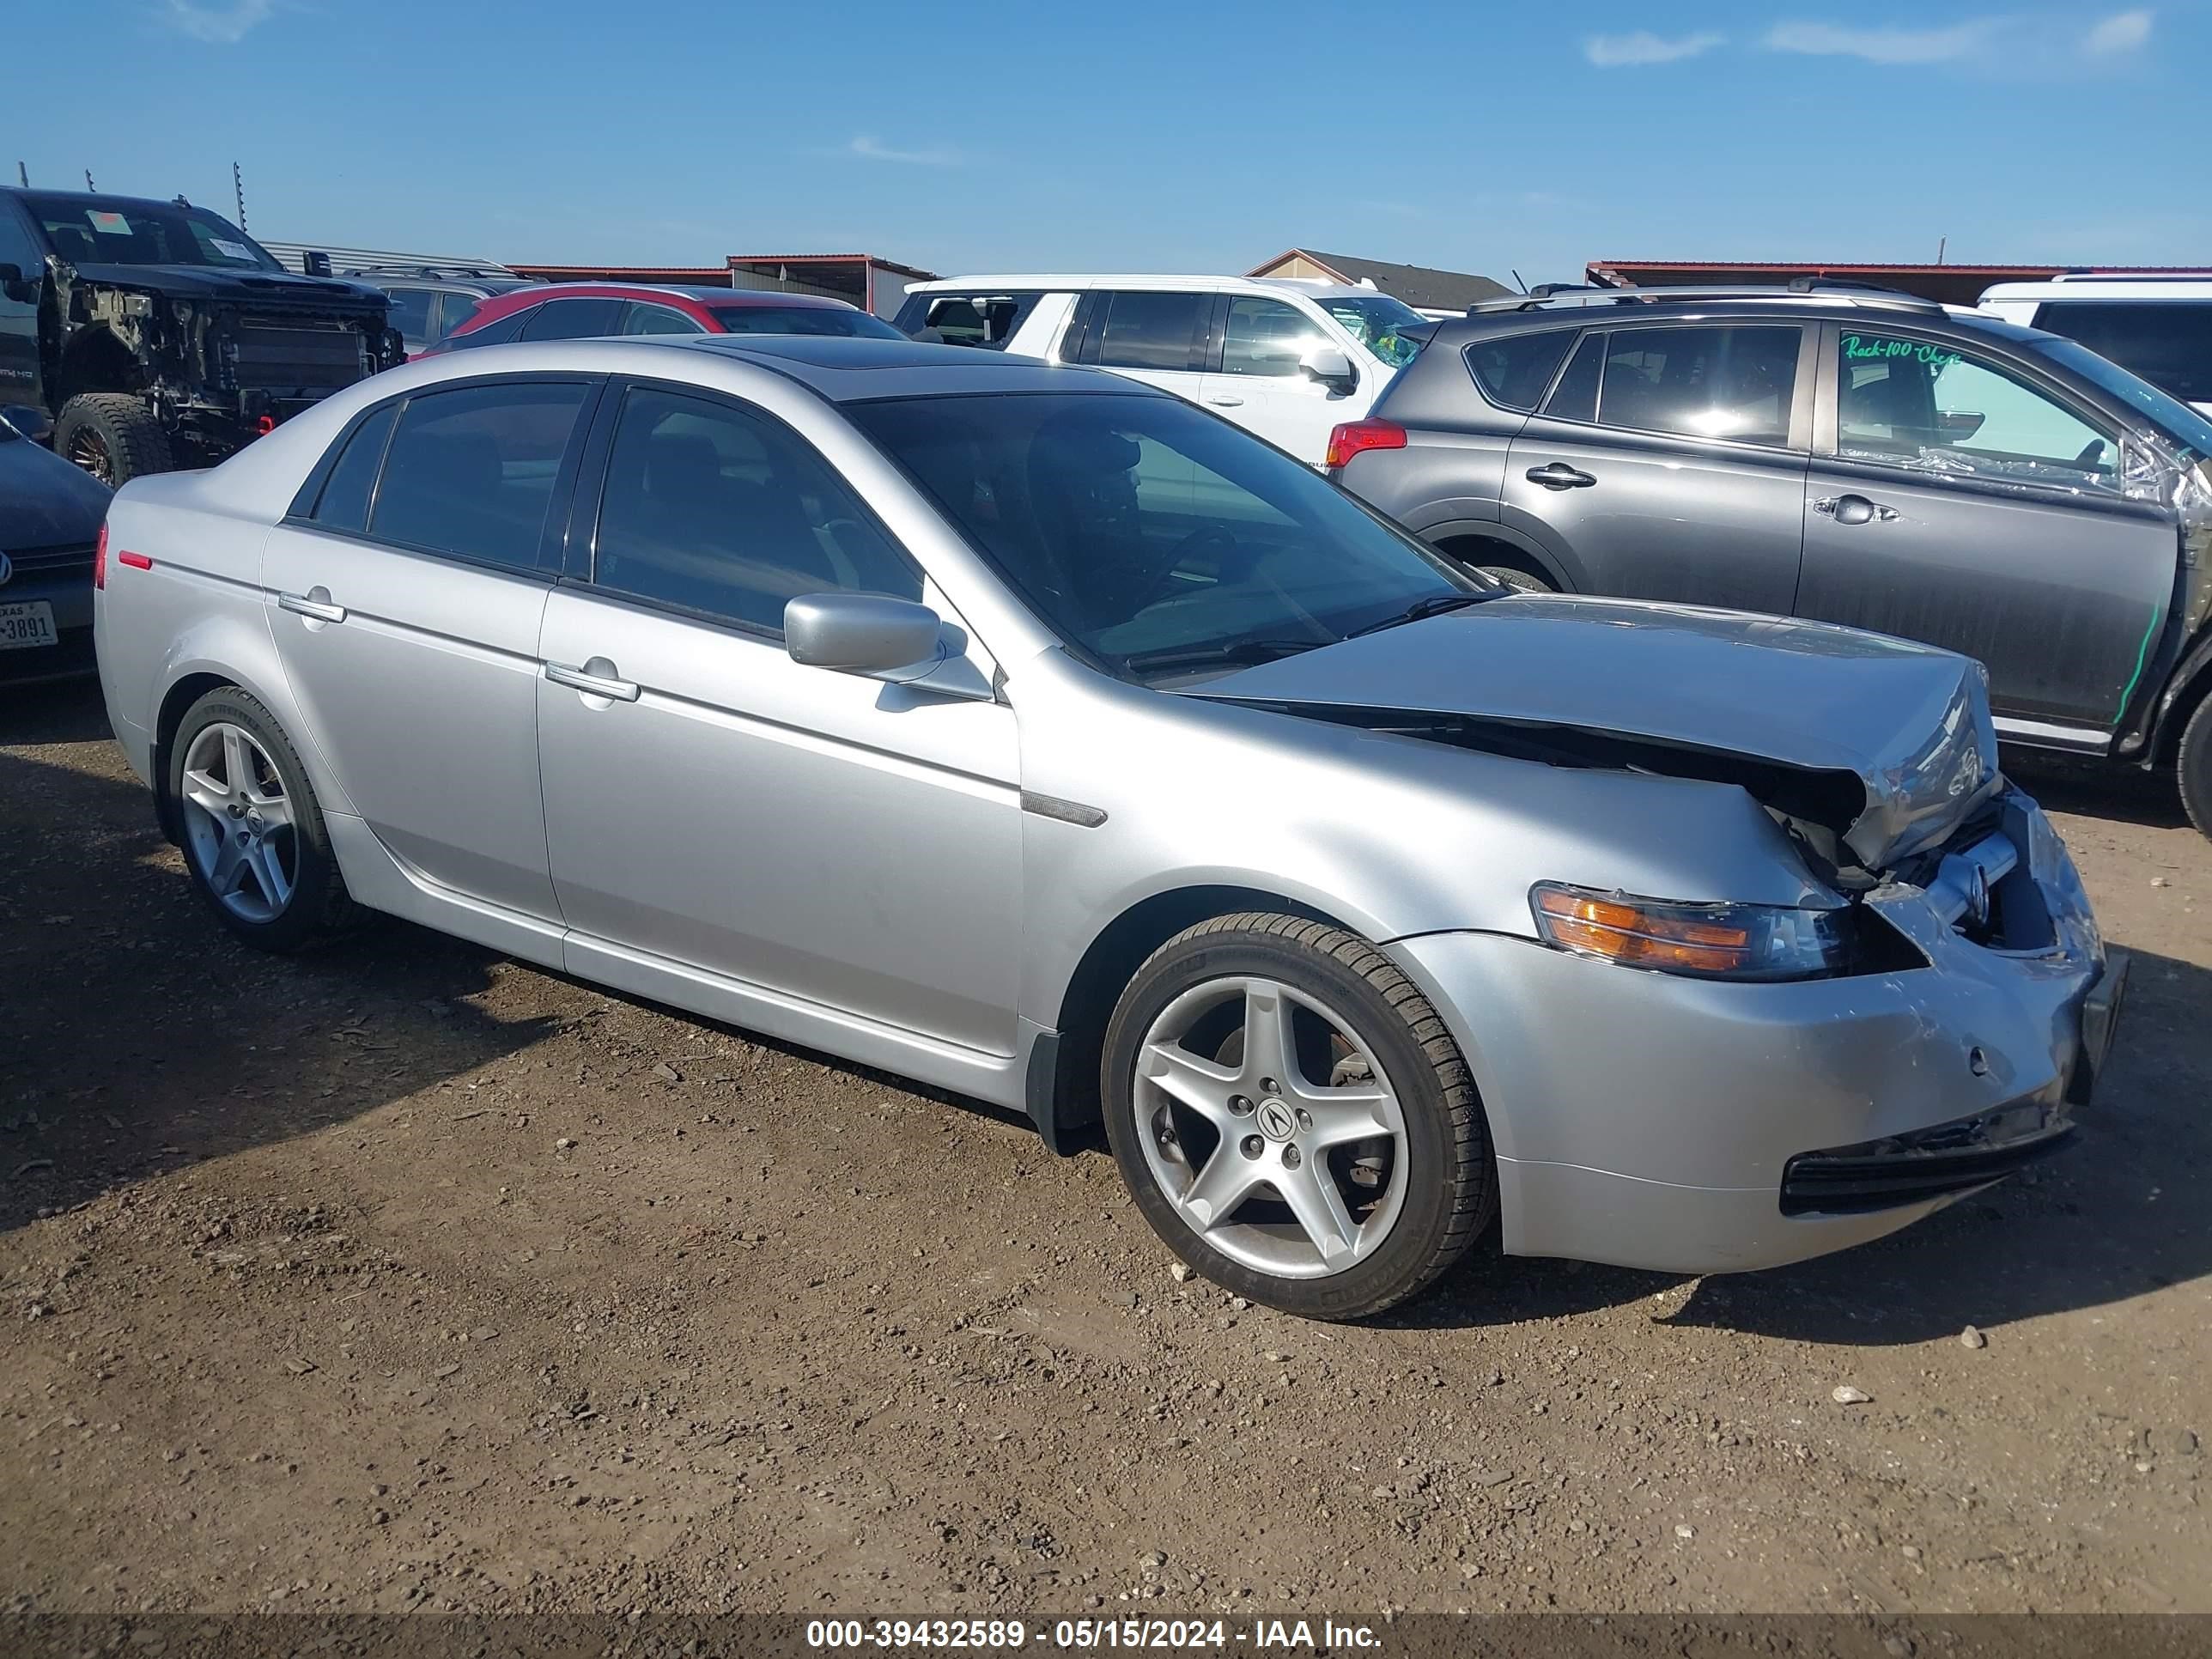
[1334,286,2212,836]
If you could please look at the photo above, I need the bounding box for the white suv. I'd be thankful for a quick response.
[892,274,1429,465]
[1978,275,2212,415]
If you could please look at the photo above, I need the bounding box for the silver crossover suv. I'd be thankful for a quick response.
[94,335,2126,1320]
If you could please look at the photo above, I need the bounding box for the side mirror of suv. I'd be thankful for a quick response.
[1939,410,1987,441]
[303,251,334,277]
[0,262,34,302]
[1300,343,1358,397]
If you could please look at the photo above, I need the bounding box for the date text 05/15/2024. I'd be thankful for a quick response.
[804,1619,1382,1650]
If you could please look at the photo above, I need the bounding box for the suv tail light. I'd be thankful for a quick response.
[1324,420,1407,471]
[94,521,108,590]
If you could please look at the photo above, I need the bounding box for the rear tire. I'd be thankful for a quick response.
[1474,562,1553,594]
[1101,913,1495,1321]
[166,687,359,952]
[55,393,173,486]
[2178,692,2212,842]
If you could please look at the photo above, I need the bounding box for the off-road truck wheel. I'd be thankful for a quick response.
[2178,691,2212,842]
[166,686,360,952]
[1102,912,1496,1321]
[55,393,173,486]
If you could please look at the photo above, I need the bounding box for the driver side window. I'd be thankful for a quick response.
[1835,331,2117,492]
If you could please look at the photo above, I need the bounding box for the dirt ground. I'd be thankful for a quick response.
[1,677,2206,1620]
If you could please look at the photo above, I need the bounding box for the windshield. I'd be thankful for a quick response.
[708,305,904,339]
[2031,335,2212,459]
[848,391,1488,683]
[1319,295,1428,368]
[21,194,280,271]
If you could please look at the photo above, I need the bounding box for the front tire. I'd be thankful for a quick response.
[2179,692,2212,841]
[1101,913,1495,1321]
[55,393,173,486]
[166,687,357,951]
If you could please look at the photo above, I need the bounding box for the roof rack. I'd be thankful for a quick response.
[1468,280,1945,318]
[337,261,527,282]
[2048,270,2212,283]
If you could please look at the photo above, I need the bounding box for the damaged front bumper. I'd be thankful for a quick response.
[1387,785,2121,1276]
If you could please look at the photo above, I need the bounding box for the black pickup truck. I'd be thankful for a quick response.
[0,188,400,483]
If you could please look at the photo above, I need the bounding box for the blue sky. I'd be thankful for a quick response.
[8,1,2206,287]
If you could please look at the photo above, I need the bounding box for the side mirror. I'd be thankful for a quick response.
[303,250,333,277]
[0,404,52,445]
[1300,343,1358,396]
[784,592,945,681]
[1938,410,1986,441]
[0,262,33,302]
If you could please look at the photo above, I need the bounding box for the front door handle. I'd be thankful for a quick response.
[1525,462,1596,490]
[544,658,641,702]
[277,587,346,624]
[1814,494,1899,526]
[1206,394,1245,407]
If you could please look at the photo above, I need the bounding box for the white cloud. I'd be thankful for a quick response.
[841,135,962,167]
[1764,17,2006,63]
[159,0,277,42]
[2084,9,2153,52]
[1583,29,1726,66]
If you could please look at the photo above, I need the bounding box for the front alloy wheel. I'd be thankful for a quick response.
[1103,913,1495,1320]
[1133,976,1409,1279]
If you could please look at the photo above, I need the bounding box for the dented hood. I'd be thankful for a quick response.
[1201,594,2001,870]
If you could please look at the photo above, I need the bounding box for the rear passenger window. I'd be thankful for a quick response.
[622,302,706,336]
[517,297,624,341]
[1544,332,1604,423]
[381,288,436,346]
[1590,325,1800,446]
[1467,329,1575,410]
[368,382,590,570]
[592,387,921,632]
[905,293,1040,349]
[1094,292,1206,373]
[310,404,398,532]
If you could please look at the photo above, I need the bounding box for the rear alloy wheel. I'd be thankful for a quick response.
[2178,691,2212,842]
[167,688,357,951]
[1102,913,1494,1320]
[54,392,173,486]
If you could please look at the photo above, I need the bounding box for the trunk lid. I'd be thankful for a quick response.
[1200,594,2001,872]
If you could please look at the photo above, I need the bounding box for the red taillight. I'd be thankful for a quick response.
[94,521,108,590]
[1323,419,1407,471]
[255,415,276,436]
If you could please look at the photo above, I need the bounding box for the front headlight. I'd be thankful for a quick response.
[1530,883,1854,981]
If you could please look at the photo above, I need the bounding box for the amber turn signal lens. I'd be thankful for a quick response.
[1529,883,1856,981]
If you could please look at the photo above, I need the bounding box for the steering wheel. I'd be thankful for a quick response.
[1130,523,1241,614]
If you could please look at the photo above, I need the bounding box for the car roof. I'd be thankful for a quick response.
[2,186,210,215]
[1982,277,2212,301]
[904,272,1393,304]
[678,333,1155,398]
[1434,288,2055,341]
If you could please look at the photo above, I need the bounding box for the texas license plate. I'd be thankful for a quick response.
[0,600,58,650]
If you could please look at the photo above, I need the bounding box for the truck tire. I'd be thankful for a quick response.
[1101,912,1496,1321]
[2178,692,2212,842]
[55,393,173,486]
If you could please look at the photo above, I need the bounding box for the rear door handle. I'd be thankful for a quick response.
[1206,394,1245,407]
[1524,463,1595,490]
[1814,494,1899,526]
[277,588,346,624]
[544,659,641,702]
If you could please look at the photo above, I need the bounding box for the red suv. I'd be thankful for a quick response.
[425,283,905,353]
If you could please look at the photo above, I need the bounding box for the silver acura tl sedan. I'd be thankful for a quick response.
[93,334,2127,1321]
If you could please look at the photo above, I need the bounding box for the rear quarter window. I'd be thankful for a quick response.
[1466,330,1577,411]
